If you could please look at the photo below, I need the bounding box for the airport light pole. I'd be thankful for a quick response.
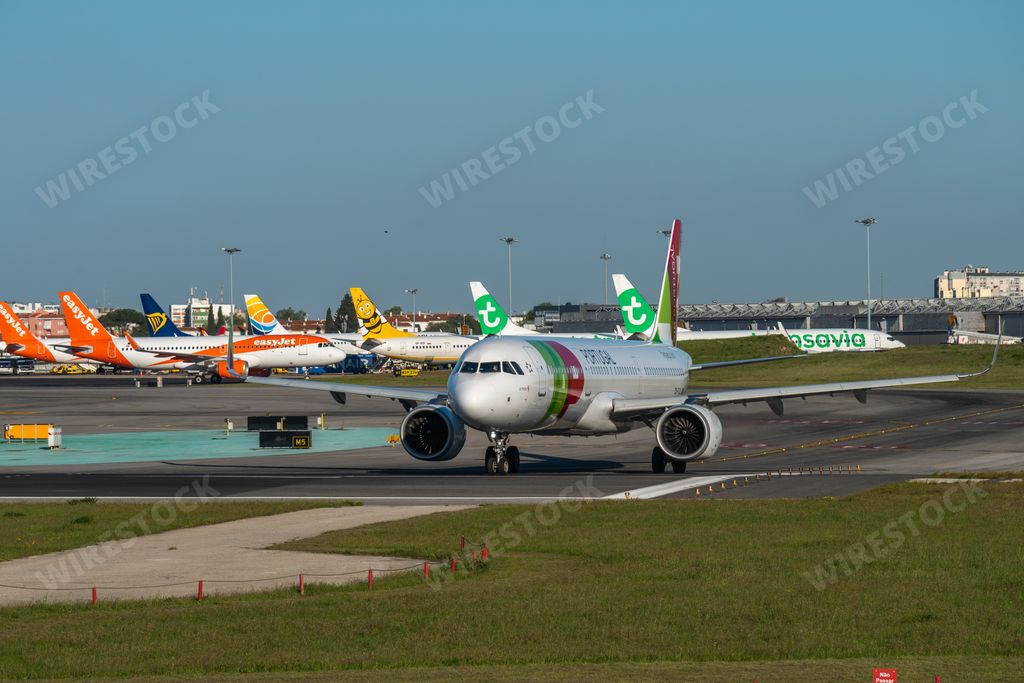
[854,218,878,330]
[221,247,241,334]
[499,236,518,314]
[405,288,418,332]
[600,252,613,305]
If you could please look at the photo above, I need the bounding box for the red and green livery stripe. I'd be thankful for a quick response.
[527,340,585,422]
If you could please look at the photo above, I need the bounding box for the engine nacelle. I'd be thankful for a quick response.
[400,405,466,462]
[215,359,249,379]
[655,404,723,461]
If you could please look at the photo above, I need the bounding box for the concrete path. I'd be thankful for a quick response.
[0,505,468,606]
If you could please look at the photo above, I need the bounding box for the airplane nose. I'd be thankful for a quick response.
[448,376,495,429]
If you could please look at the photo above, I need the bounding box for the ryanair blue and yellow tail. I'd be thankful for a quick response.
[140,293,190,337]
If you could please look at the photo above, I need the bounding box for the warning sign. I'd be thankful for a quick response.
[873,669,897,683]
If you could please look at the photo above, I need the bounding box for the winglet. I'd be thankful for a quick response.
[959,324,1002,379]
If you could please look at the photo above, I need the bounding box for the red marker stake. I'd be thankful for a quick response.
[423,562,429,580]
[91,587,97,605]
[197,580,204,603]
[482,545,489,562]
[450,557,456,574]
[368,569,373,589]
[299,573,304,595]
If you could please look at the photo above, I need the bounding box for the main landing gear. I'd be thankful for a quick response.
[485,432,521,475]
[651,447,686,474]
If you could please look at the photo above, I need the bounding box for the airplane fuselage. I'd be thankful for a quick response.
[72,334,347,370]
[448,336,690,435]
[372,335,477,364]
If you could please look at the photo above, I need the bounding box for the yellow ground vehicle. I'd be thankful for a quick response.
[50,364,94,375]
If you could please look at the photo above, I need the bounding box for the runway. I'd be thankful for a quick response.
[2,376,1023,503]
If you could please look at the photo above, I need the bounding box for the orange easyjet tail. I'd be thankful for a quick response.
[59,291,112,346]
[0,301,57,361]
[57,291,136,368]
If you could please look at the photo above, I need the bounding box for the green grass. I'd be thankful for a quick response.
[0,500,357,562]
[1,482,1021,680]
[682,336,1023,389]
[932,471,1024,480]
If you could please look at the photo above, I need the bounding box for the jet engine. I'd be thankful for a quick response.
[655,404,722,461]
[215,359,249,379]
[400,405,466,461]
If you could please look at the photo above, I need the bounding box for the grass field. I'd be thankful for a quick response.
[683,336,1023,389]
[1,481,1021,681]
[0,500,355,562]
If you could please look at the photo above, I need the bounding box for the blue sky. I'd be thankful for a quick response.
[2,1,1021,315]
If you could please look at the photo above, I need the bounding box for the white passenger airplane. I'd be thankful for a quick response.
[57,291,348,382]
[234,218,998,475]
[349,287,476,364]
[619,224,905,353]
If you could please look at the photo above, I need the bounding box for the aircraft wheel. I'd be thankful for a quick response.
[497,456,512,475]
[485,449,497,475]
[210,374,223,384]
[193,374,205,385]
[651,447,667,473]
[506,446,520,473]
[670,459,687,474]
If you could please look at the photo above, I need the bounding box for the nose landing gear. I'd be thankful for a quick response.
[485,432,521,475]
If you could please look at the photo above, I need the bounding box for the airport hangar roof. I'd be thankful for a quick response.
[679,297,1024,319]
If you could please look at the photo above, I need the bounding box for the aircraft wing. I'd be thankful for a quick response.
[245,375,446,405]
[612,342,999,419]
[51,344,95,354]
[690,354,804,371]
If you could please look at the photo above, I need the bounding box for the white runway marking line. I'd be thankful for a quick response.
[605,474,739,500]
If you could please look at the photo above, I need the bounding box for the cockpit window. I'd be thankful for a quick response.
[510,361,525,375]
[501,361,516,375]
[478,361,501,373]
[460,361,478,373]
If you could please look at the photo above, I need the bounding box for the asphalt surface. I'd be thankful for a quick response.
[2,375,1023,502]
